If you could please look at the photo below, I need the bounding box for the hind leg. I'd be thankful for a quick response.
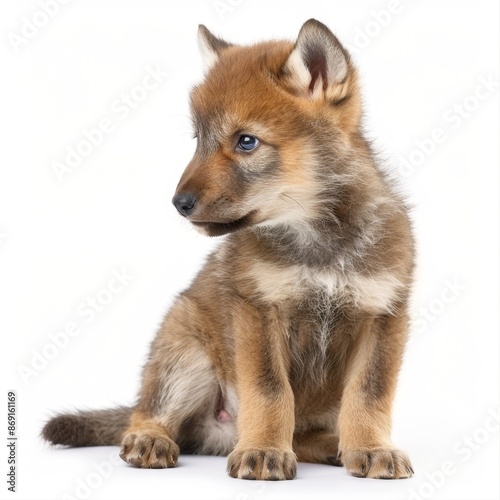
[293,430,341,466]
[120,296,220,469]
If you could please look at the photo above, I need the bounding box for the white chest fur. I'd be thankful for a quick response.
[246,260,403,314]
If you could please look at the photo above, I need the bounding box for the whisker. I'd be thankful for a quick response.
[280,193,309,216]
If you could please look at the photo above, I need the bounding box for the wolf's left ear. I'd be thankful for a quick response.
[284,19,350,99]
[198,25,233,73]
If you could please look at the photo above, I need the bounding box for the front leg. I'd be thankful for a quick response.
[227,302,297,480]
[338,309,414,479]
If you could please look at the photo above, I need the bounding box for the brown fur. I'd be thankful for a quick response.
[43,19,415,480]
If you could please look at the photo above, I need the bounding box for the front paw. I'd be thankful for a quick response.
[119,431,179,469]
[341,447,414,479]
[227,448,297,480]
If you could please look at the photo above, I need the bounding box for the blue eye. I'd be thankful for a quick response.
[237,135,259,151]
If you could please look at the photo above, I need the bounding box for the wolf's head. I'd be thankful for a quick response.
[173,19,362,237]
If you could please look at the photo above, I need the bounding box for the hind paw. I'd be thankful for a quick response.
[227,448,297,480]
[119,431,179,469]
[341,447,414,479]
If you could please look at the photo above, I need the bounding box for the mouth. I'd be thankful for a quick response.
[190,211,256,237]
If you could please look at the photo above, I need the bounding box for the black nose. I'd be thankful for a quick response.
[172,193,197,217]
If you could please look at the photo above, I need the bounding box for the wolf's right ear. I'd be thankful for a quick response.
[284,19,351,100]
[198,25,233,73]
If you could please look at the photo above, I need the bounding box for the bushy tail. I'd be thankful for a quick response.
[42,407,133,447]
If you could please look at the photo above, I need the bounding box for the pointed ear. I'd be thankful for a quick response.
[197,25,233,73]
[284,19,351,100]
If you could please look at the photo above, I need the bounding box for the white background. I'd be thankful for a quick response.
[1,1,498,499]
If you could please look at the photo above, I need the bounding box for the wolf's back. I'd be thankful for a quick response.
[42,407,132,446]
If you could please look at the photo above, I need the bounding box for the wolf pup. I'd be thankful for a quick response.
[43,19,415,480]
